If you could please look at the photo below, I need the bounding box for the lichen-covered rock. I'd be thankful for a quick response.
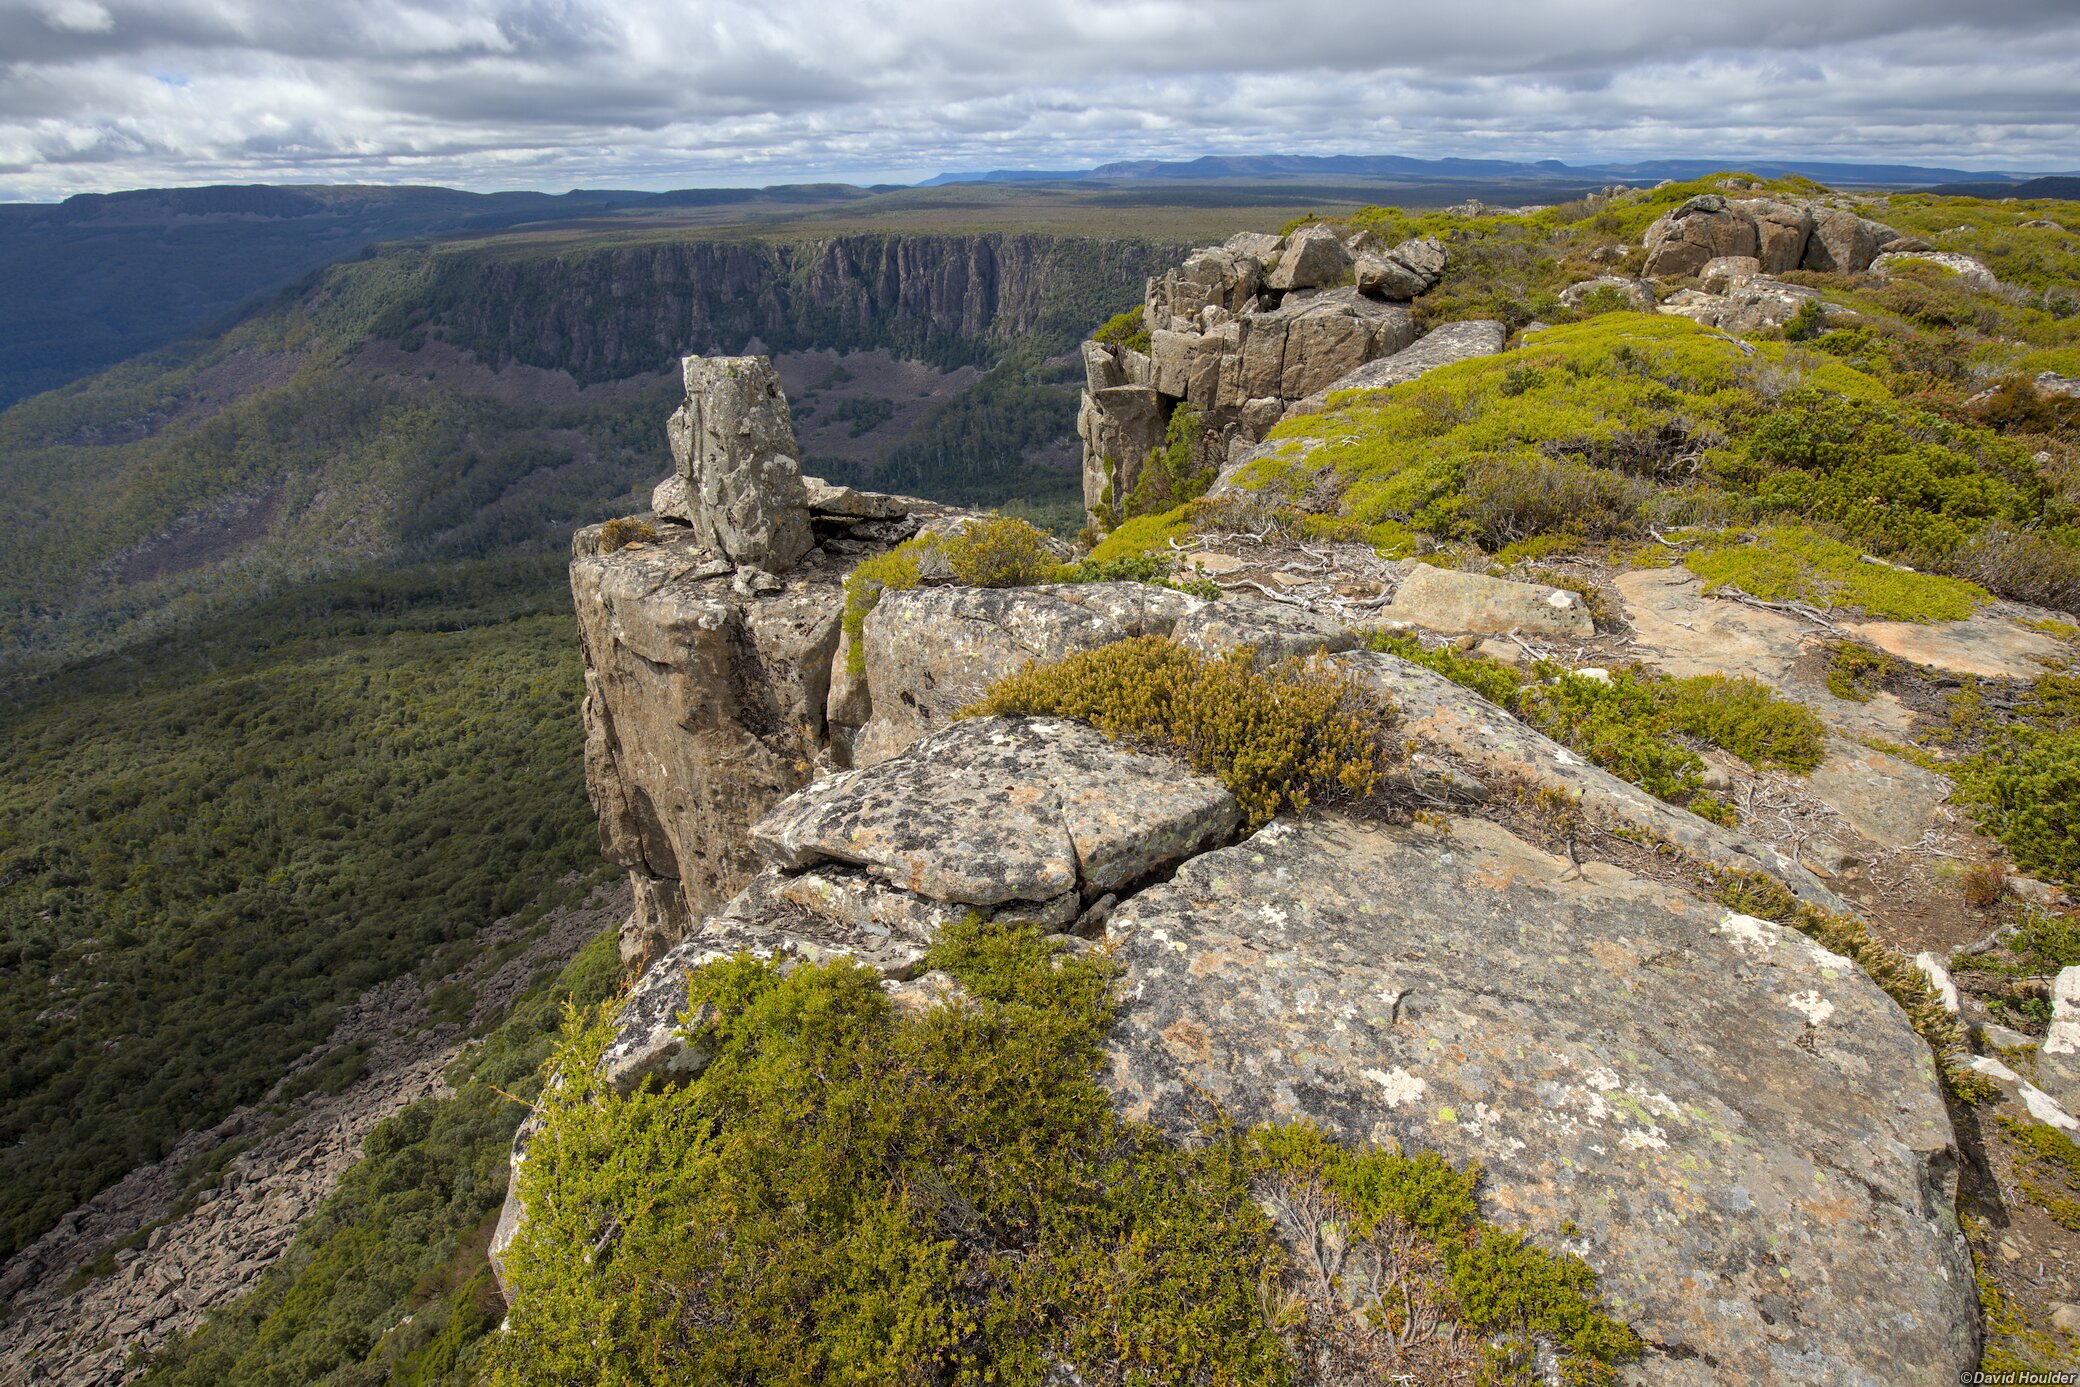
[1147,245,1265,325]
[666,355,815,572]
[1558,277,1655,311]
[1732,198,1815,273]
[1334,649,1849,911]
[750,716,1240,906]
[1389,563,1595,638]
[1170,598,1355,664]
[1105,813,1977,1385]
[651,473,695,524]
[1871,251,2000,293]
[855,583,1198,762]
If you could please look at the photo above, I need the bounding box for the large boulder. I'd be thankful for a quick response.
[666,356,815,573]
[1733,198,1816,274]
[1147,246,1265,326]
[1236,288,1418,402]
[1266,223,1354,292]
[1105,813,1978,1385]
[751,715,1240,908]
[1280,319,1509,421]
[1389,563,1595,638]
[853,582,1202,763]
[1643,195,1762,277]
[1802,209,1900,274]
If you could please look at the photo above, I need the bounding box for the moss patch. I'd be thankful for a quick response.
[1685,527,1988,622]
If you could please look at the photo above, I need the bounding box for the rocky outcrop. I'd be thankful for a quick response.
[1280,318,1507,420]
[1104,813,1977,1385]
[1643,194,1899,279]
[1078,229,1442,528]
[576,355,965,961]
[1656,273,1833,333]
[853,582,1203,763]
[665,356,814,572]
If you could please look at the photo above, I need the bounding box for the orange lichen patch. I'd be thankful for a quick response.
[1162,1017,1215,1063]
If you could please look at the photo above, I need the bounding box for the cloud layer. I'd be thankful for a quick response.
[2,0,2075,199]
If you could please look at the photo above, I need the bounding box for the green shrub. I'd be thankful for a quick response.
[944,515,1061,587]
[1124,406,1212,520]
[841,540,931,675]
[1363,629,1528,707]
[964,636,1398,827]
[2002,1114,2080,1232]
[1661,674,1827,773]
[1954,727,2080,885]
[1092,304,1152,355]
[493,918,1639,1386]
[1685,527,1988,622]
[1516,670,1711,801]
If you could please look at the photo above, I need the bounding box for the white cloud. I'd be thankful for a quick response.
[0,0,2074,197]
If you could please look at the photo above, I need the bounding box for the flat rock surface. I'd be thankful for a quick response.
[1843,610,2062,681]
[1800,738,1954,849]
[750,716,1240,906]
[1283,318,1508,418]
[1335,649,1848,911]
[1390,563,1595,638]
[1614,568,1914,741]
[1170,598,1355,664]
[1104,814,1976,1386]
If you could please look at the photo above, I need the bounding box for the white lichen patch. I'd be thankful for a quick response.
[1715,909,1777,953]
[1362,1065,1426,1108]
[1784,989,1835,1026]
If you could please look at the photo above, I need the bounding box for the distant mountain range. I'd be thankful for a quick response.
[919,153,2076,189]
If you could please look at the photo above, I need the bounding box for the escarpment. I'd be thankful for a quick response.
[528,319,2026,1379]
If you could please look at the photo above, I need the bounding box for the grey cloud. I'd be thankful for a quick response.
[0,0,2074,199]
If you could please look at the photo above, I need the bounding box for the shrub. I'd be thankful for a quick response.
[1363,630,1527,707]
[1661,674,1827,773]
[944,515,1062,587]
[1685,527,1988,622]
[1515,670,1710,801]
[491,923,1640,1386]
[1092,304,1152,355]
[1782,299,1828,343]
[598,517,659,552]
[1953,727,2080,886]
[964,636,1398,827]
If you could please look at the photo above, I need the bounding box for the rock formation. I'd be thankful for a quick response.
[1078,227,1482,531]
[1642,194,1900,279]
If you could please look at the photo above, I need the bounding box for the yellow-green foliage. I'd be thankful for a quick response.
[1363,633,1823,802]
[1685,527,1988,622]
[841,538,931,674]
[1974,1256,2079,1377]
[1825,641,1902,702]
[1232,311,2069,609]
[1084,504,1195,564]
[1954,725,2080,887]
[490,923,1640,1386]
[2003,1114,2080,1232]
[1250,1125,1640,1385]
[597,516,659,552]
[1707,871,1993,1101]
[1092,303,1151,355]
[964,636,1397,827]
[944,515,1061,587]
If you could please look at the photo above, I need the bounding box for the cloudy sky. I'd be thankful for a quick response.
[2,0,2076,200]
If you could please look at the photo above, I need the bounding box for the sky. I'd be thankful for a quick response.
[1,0,2077,201]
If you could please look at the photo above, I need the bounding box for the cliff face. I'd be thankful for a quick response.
[403,233,1183,383]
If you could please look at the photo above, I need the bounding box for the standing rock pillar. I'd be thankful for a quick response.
[666,355,815,572]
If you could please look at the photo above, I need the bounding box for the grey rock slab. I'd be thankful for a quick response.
[750,716,1239,905]
[667,355,814,572]
[1334,648,1850,913]
[1800,738,1953,849]
[1871,251,1999,293]
[1170,598,1355,665]
[855,583,1173,763]
[1559,277,1655,311]
[1389,563,1595,638]
[1282,319,1507,420]
[1353,252,1429,300]
[802,475,912,519]
[650,473,695,524]
[1104,813,1976,1386]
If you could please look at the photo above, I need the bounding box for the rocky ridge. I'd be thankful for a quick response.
[515,336,2080,1378]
